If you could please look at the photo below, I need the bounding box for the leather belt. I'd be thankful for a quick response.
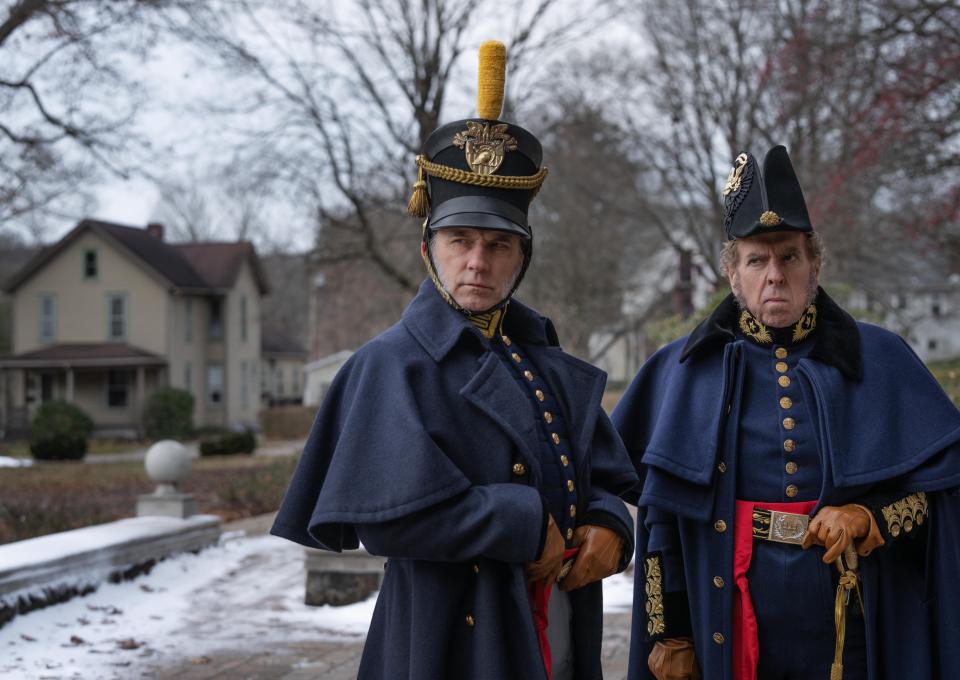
[752,508,809,545]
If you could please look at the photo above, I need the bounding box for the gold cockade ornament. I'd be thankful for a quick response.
[760,211,782,227]
[453,122,518,175]
[723,153,749,196]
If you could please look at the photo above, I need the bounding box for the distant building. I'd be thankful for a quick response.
[0,219,268,438]
[261,329,308,406]
[847,277,960,363]
[303,350,353,407]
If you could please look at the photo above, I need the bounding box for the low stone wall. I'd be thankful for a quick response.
[0,514,221,627]
[305,547,385,606]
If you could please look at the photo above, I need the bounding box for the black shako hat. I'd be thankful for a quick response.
[721,145,813,240]
[407,41,547,239]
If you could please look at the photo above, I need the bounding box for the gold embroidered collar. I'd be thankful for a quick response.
[738,304,817,346]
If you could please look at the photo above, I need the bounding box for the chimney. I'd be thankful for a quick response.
[146,222,165,241]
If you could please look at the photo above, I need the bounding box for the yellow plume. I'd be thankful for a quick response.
[477,40,506,120]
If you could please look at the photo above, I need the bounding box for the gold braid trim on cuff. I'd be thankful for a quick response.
[880,491,928,538]
[407,154,548,217]
[644,555,666,637]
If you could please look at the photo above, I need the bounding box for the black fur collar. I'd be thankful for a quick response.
[679,287,863,382]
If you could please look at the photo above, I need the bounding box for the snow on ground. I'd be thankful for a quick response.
[0,456,31,468]
[0,534,373,680]
[0,532,635,680]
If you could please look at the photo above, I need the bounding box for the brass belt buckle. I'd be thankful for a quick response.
[767,510,809,545]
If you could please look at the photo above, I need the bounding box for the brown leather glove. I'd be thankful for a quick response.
[560,524,623,591]
[802,504,876,563]
[648,637,701,680]
[527,514,565,584]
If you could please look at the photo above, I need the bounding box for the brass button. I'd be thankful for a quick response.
[776,361,789,373]
[523,370,534,382]
[512,462,526,476]
[502,335,511,346]
[566,527,573,540]
[778,375,791,388]
[713,632,725,644]
[567,479,574,492]
[466,614,475,627]
[560,454,569,467]
[535,389,545,402]
[511,352,522,363]
[569,505,577,518]
[717,461,727,473]
[780,397,793,409]
[775,347,788,359]
[714,520,727,533]
[713,576,724,588]
[785,461,798,474]
[786,484,799,498]
[473,564,480,574]
[784,439,796,452]
[544,411,553,424]
[552,433,561,445]
[783,417,796,430]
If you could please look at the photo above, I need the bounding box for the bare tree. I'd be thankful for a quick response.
[164,0,618,293]
[0,0,181,239]
[612,0,960,291]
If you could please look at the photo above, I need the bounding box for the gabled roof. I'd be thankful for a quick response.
[261,328,307,356]
[0,342,166,368]
[3,219,269,295]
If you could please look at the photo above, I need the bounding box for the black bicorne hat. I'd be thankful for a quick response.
[407,41,547,239]
[722,145,813,240]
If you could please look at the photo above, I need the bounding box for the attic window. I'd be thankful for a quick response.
[84,250,98,279]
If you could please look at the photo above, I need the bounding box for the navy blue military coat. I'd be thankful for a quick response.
[272,280,638,680]
[614,291,960,680]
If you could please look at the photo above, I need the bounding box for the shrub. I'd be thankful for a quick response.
[199,428,257,456]
[143,387,194,440]
[30,401,94,461]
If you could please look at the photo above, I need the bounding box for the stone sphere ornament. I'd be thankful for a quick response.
[144,440,191,494]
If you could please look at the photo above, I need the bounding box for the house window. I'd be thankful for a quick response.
[39,294,56,342]
[240,296,248,342]
[932,300,942,318]
[209,299,223,340]
[928,338,938,351]
[184,361,192,391]
[207,364,224,405]
[275,365,284,395]
[84,250,98,279]
[292,365,300,395]
[185,299,193,343]
[107,294,126,340]
[107,370,129,408]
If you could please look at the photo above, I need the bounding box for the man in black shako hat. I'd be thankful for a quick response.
[271,41,637,680]
[614,146,960,679]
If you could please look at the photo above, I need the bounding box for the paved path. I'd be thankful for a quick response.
[142,513,633,680]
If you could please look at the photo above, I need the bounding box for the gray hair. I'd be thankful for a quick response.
[720,231,825,277]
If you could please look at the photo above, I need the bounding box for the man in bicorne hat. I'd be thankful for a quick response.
[614,146,960,679]
[271,41,637,680]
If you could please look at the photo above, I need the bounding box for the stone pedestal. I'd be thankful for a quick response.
[304,547,385,607]
[136,492,198,519]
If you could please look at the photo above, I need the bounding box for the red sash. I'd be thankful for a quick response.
[527,547,580,679]
[732,499,816,680]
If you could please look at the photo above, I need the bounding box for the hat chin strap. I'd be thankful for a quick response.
[421,225,532,339]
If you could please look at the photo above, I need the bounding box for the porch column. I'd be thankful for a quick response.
[136,366,146,437]
[65,368,75,403]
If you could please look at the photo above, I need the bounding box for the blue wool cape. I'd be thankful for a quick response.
[613,291,960,680]
[272,280,638,680]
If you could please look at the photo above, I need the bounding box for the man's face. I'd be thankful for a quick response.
[727,231,820,328]
[425,227,524,312]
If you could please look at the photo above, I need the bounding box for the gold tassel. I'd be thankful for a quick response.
[831,568,860,680]
[407,158,429,217]
[477,40,506,120]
